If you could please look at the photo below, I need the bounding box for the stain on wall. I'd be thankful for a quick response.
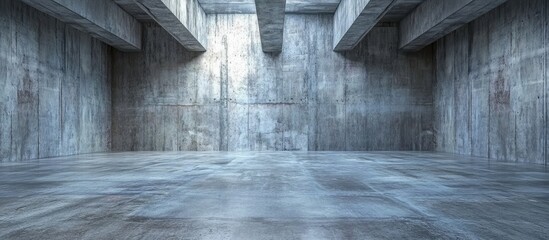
[0,0,112,162]
[434,0,548,164]
[112,14,434,151]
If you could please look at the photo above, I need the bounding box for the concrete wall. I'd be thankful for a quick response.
[434,0,548,164]
[112,15,434,151]
[0,0,112,162]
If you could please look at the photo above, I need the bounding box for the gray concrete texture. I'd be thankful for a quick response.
[3,0,549,166]
[399,0,509,51]
[197,0,422,19]
[381,0,423,22]
[136,0,208,51]
[115,0,422,17]
[111,14,434,152]
[433,0,549,164]
[254,0,286,52]
[333,0,396,51]
[20,0,142,51]
[1,152,549,239]
[114,0,153,21]
[0,0,112,162]
[199,0,341,14]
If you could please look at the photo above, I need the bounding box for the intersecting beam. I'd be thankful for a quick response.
[136,0,207,51]
[113,0,153,21]
[21,0,142,51]
[399,0,508,51]
[254,0,286,52]
[333,0,396,51]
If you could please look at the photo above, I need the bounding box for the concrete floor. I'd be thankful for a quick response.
[0,152,548,239]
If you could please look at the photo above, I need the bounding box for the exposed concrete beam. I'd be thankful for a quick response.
[399,0,508,51]
[136,0,207,51]
[20,0,142,51]
[333,0,396,51]
[254,0,286,52]
[113,0,153,21]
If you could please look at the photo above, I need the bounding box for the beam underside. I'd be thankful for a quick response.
[136,0,207,51]
[20,0,142,51]
[399,0,508,51]
[255,0,286,52]
[333,0,396,51]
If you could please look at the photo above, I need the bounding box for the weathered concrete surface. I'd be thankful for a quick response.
[400,0,508,51]
[199,0,257,14]
[20,0,142,51]
[434,0,548,164]
[381,0,423,22]
[136,0,207,51]
[333,0,397,51]
[115,0,422,23]
[198,0,340,14]
[255,0,286,52]
[0,0,112,162]
[113,0,154,22]
[1,151,549,239]
[285,0,341,13]
[112,14,434,151]
[196,0,422,16]
[116,0,339,16]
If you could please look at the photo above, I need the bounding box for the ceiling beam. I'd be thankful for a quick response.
[21,0,142,51]
[399,0,508,51]
[254,0,286,53]
[136,0,207,52]
[198,0,340,14]
[333,0,396,51]
[113,0,153,21]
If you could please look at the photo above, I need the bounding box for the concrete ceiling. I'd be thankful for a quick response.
[199,0,340,14]
[199,0,424,21]
[114,0,424,22]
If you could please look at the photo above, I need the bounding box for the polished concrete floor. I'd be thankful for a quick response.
[0,152,548,239]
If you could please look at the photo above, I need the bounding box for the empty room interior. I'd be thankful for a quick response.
[1,0,549,239]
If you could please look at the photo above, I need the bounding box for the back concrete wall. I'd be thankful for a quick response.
[0,0,112,162]
[434,0,548,164]
[112,15,435,151]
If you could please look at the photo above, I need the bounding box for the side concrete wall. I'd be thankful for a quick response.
[0,0,112,162]
[434,0,548,164]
